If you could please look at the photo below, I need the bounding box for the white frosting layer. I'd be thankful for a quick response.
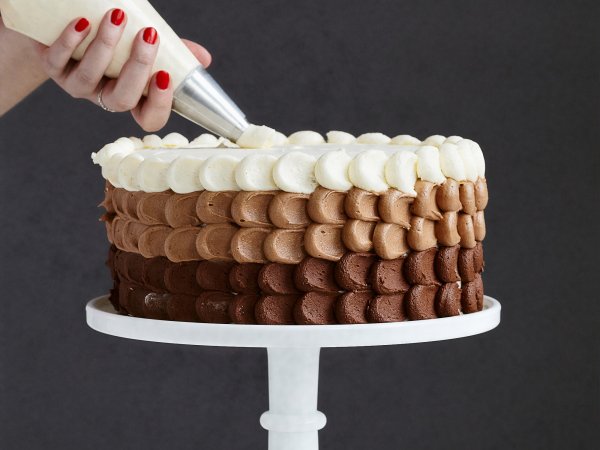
[93,132,486,193]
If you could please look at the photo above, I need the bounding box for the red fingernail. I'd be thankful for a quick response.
[74,18,89,32]
[156,71,170,90]
[111,9,125,26]
[143,27,158,45]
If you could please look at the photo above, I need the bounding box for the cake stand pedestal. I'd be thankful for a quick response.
[86,295,501,450]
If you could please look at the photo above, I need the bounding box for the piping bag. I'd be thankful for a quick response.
[0,0,249,141]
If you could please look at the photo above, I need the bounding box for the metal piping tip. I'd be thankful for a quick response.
[172,66,249,141]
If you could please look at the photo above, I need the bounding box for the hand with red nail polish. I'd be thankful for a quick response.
[1,10,212,130]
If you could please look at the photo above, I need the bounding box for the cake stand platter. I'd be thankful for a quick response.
[86,295,501,450]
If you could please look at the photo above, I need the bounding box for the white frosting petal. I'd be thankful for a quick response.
[439,143,467,181]
[273,151,318,193]
[390,135,421,145]
[102,153,127,188]
[236,124,276,148]
[326,131,356,145]
[162,132,189,148]
[142,134,163,149]
[385,150,418,196]
[315,149,353,191]
[356,132,391,145]
[287,130,325,146]
[166,156,205,193]
[456,140,478,182]
[92,142,134,165]
[128,136,144,149]
[199,154,241,191]
[416,146,446,184]
[136,158,171,192]
[421,135,446,147]
[464,139,486,178]
[235,154,279,191]
[348,150,389,192]
[117,153,145,191]
[190,134,219,147]
[271,131,289,147]
[114,137,137,152]
[444,135,463,144]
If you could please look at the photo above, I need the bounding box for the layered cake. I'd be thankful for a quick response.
[94,127,488,325]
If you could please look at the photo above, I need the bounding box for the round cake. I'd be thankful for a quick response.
[93,127,488,325]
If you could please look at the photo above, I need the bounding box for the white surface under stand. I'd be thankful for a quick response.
[86,295,501,450]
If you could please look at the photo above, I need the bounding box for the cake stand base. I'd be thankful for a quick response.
[86,295,501,450]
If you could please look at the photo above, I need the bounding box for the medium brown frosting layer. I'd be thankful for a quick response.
[165,193,202,228]
[435,245,461,283]
[335,291,372,324]
[231,191,276,227]
[196,291,233,323]
[196,191,235,223]
[305,224,345,261]
[406,285,438,320]
[121,220,149,253]
[371,257,410,294]
[229,263,262,293]
[345,188,379,221]
[165,261,203,295]
[255,294,299,325]
[167,294,199,322]
[335,252,377,291]
[307,187,347,224]
[342,220,375,252]
[405,248,439,286]
[435,283,461,317]
[461,273,484,313]
[196,223,238,261]
[294,292,338,325]
[258,263,299,295]
[378,189,413,228]
[263,229,306,264]
[196,261,234,291]
[269,192,310,229]
[411,181,442,220]
[407,217,437,251]
[294,257,339,292]
[228,294,259,324]
[367,294,407,323]
[373,223,408,259]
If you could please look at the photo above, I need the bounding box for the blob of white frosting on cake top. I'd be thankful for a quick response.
[93,129,486,194]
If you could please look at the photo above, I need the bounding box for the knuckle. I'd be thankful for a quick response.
[74,69,96,87]
[132,51,155,67]
[112,98,137,112]
[97,32,119,50]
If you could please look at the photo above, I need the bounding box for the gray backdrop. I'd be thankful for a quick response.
[1,0,598,449]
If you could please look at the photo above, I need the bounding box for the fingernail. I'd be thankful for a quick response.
[111,9,125,26]
[74,18,89,32]
[156,71,170,90]
[143,27,158,45]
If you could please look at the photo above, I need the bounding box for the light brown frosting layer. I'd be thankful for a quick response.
[102,177,489,264]
[345,188,379,221]
[307,187,347,224]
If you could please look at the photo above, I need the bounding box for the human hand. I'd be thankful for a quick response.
[34,8,211,131]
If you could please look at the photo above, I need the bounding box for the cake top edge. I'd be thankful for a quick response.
[93,130,485,195]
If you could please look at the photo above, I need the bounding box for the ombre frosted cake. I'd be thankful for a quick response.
[93,127,488,325]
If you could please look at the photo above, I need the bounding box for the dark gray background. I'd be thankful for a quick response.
[1,0,598,448]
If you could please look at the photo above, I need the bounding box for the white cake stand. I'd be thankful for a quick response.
[86,295,501,450]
